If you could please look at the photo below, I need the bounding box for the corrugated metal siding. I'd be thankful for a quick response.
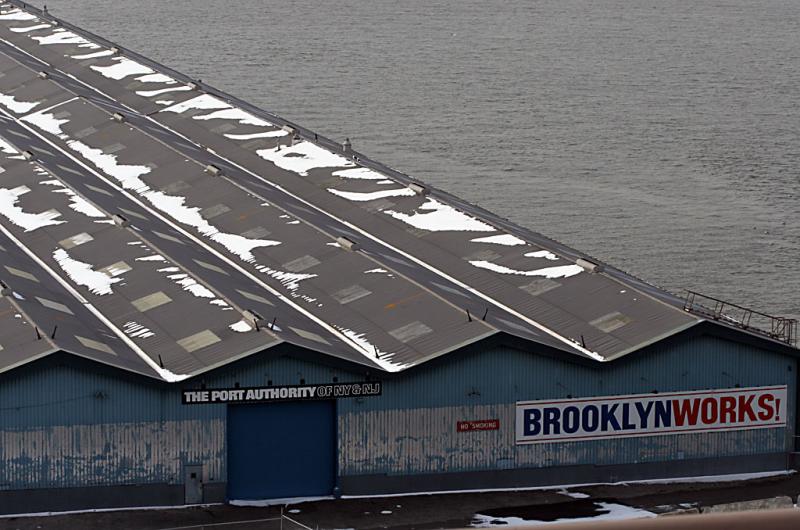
[338,404,787,476]
[338,335,796,476]
[0,334,795,489]
[0,420,224,490]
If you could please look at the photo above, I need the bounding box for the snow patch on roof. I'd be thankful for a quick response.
[469,260,583,279]
[71,49,114,59]
[20,108,70,138]
[225,130,288,140]
[136,86,192,97]
[32,29,99,48]
[327,187,416,202]
[39,179,105,218]
[470,234,526,246]
[525,250,559,260]
[230,319,253,333]
[385,198,495,232]
[123,321,155,339]
[0,136,20,155]
[254,264,316,291]
[166,272,216,299]
[194,108,274,127]
[257,141,354,176]
[162,94,230,114]
[333,168,387,181]
[136,73,176,84]
[336,327,405,372]
[91,57,154,80]
[0,185,66,232]
[0,9,38,21]
[53,248,122,296]
[10,23,50,32]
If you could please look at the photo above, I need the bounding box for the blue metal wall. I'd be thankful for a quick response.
[0,333,795,492]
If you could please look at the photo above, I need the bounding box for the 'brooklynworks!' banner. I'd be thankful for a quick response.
[515,385,787,444]
[182,382,381,404]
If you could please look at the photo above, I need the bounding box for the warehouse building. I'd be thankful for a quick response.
[0,1,797,514]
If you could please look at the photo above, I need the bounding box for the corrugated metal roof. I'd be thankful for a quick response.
[0,1,778,381]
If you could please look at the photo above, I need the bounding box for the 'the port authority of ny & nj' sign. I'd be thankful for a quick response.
[182,381,382,404]
[515,385,786,444]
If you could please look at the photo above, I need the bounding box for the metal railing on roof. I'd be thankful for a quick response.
[683,290,797,348]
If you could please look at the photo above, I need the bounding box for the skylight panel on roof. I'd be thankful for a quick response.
[332,285,372,305]
[58,232,94,249]
[75,335,115,354]
[177,329,221,352]
[131,291,172,312]
[519,278,561,296]
[589,312,632,333]
[4,265,38,282]
[289,326,330,345]
[193,259,228,275]
[389,321,433,343]
[235,289,274,306]
[36,296,74,314]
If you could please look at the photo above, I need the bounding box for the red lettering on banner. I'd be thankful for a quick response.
[457,419,500,432]
[719,396,736,424]
[701,397,718,424]
[672,398,701,426]
[738,395,756,422]
[757,394,775,421]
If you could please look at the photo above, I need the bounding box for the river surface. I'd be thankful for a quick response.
[43,0,800,320]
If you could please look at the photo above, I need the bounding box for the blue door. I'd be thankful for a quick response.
[227,400,336,500]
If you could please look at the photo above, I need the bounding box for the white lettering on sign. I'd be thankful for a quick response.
[515,385,787,444]
[181,382,381,404]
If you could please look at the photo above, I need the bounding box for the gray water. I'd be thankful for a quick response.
[44,0,799,319]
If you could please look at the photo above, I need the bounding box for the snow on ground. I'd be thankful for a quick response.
[53,248,121,296]
[91,57,153,80]
[471,503,656,527]
[384,198,495,232]
[471,234,527,246]
[327,187,416,202]
[40,179,105,218]
[0,92,40,114]
[0,185,66,232]
[469,260,583,279]
[32,29,99,48]
[225,130,288,140]
[525,250,559,260]
[257,141,354,176]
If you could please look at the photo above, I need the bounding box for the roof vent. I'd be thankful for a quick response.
[21,151,34,161]
[408,182,428,195]
[576,258,603,273]
[281,125,297,135]
[205,164,221,176]
[336,236,358,251]
[112,112,124,123]
[0,281,11,297]
[343,137,352,152]
[110,46,120,54]
[111,213,129,227]
[37,71,48,79]
[188,81,199,90]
